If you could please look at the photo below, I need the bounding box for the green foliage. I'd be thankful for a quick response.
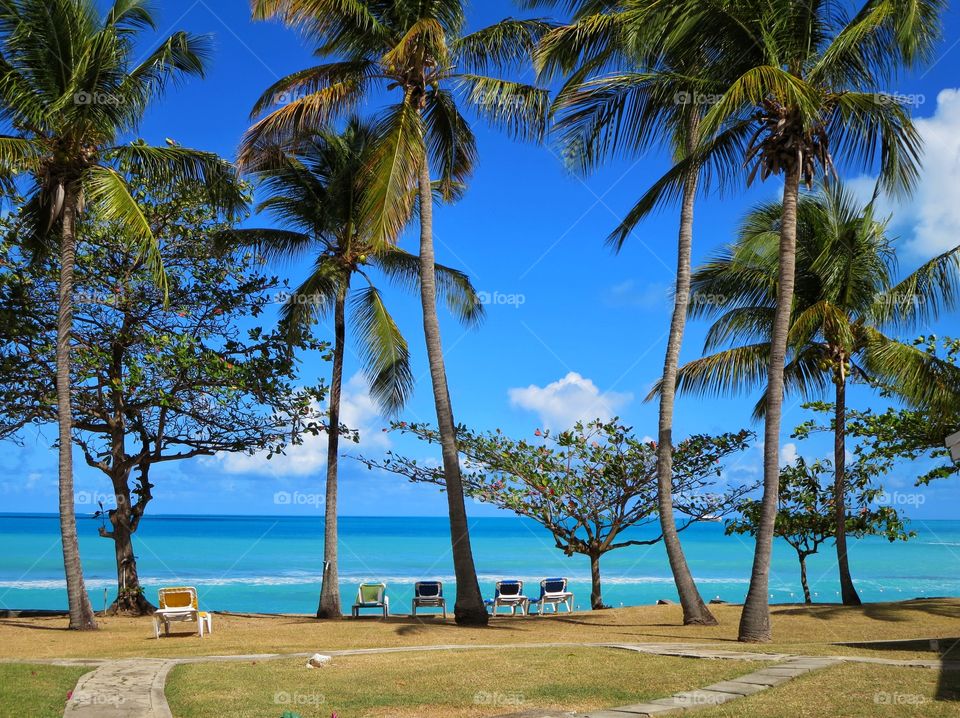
[230,117,483,414]
[0,171,334,528]
[0,0,245,288]
[795,394,960,488]
[359,419,754,604]
[241,0,552,244]
[726,455,912,601]
[667,184,960,416]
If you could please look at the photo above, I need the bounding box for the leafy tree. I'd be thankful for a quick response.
[796,399,960,489]
[670,184,960,607]
[0,0,243,629]
[633,0,942,642]
[241,0,550,625]
[358,420,754,609]
[228,117,483,619]
[727,457,911,604]
[0,175,328,615]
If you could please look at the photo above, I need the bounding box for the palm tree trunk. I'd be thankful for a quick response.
[834,375,861,605]
[57,185,97,630]
[798,553,812,604]
[416,157,487,626]
[656,115,718,626]
[317,287,347,619]
[589,552,604,610]
[738,163,801,643]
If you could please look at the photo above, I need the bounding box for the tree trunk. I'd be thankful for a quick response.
[104,471,155,616]
[317,287,346,619]
[798,553,812,604]
[57,185,97,630]
[738,163,801,643]
[589,552,605,610]
[656,114,718,626]
[834,376,861,605]
[416,156,487,626]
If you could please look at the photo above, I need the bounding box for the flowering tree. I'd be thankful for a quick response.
[359,420,754,608]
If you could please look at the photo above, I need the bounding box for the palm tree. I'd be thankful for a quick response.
[533,0,753,627]
[229,118,483,618]
[0,0,241,629]
[670,183,960,607]
[632,0,942,642]
[242,0,549,625]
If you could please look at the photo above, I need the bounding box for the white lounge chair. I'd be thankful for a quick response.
[529,577,575,615]
[153,586,213,638]
[411,580,446,618]
[485,579,529,616]
[352,582,389,618]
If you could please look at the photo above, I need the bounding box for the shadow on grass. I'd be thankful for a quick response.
[772,598,960,625]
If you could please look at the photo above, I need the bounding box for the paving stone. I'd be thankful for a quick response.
[732,671,795,686]
[703,680,770,696]
[670,689,741,707]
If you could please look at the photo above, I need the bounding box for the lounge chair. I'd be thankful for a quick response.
[485,579,529,616]
[153,586,213,638]
[411,580,446,618]
[352,582,389,618]
[529,578,574,615]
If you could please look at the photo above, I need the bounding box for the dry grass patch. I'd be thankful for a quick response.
[165,648,766,718]
[1,599,958,661]
[698,662,960,717]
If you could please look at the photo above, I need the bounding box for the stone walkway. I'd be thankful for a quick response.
[64,659,173,718]
[55,641,959,718]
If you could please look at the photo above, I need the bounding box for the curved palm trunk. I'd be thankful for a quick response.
[738,164,801,643]
[416,157,487,626]
[656,117,718,626]
[58,186,97,630]
[317,286,347,618]
[833,376,861,605]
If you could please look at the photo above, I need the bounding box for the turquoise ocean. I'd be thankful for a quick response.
[2,514,959,613]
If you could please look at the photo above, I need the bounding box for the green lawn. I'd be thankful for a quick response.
[697,662,960,718]
[166,648,768,718]
[0,663,90,718]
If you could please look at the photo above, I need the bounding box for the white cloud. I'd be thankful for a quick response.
[780,442,799,467]
[508,372,633,430]
[849,89,960,257]
[213,372,390,477]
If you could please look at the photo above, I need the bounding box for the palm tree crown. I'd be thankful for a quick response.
[241,0,550,242]
[674,183,960,414]
[235,117,484,412]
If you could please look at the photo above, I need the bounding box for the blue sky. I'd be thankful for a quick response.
[2,0,960,520]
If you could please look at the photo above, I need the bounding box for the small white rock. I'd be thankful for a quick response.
[306,653,332,669]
